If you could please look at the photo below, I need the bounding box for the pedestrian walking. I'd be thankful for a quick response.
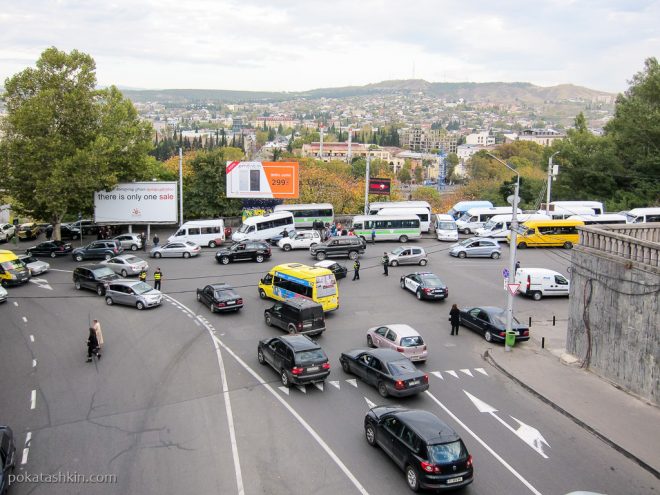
[381,252,389,276]
[153,233,160,247]
[97,228,104,240]
[449,304,460,335]
[86,327,101,362]
[154,267,162,291]
[352,259,360,281]
[141,232,147,251]
[371,228,376,244]
[45,224,53,241]
[92,319,104,350]
[139,268,147,283]
[330,224,337,237]
[515,260,521,272]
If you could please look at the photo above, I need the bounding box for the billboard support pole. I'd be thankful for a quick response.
[178,147,184,227]
[364,154,371,215]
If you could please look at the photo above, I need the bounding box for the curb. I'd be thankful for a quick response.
[483,349,660,480]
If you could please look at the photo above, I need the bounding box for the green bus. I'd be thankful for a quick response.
[352,215,422,243]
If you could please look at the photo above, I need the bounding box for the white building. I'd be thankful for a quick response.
[465,132,495,146]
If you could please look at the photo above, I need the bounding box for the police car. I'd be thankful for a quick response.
[400,272,449,300]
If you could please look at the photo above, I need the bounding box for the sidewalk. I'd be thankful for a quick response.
[485,321,660,478]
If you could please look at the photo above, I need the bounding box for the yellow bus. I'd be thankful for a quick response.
[258,263,339,312]
[508,219,584,249]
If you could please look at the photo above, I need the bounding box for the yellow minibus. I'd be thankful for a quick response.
[508,219,584,249]
[258,263,339,312]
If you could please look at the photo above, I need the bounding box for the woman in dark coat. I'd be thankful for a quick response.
[449,304,461,336]
[86,327,100,362]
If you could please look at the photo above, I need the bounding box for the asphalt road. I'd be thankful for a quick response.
[1,234,657,494]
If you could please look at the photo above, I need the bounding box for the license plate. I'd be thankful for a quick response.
[447,477,463,484]
[409,380,420,386]
[307,366,319,372]
[226,300,235,305]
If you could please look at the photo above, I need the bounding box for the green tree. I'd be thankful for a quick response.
[0,47,154,239]
[398,167,412,183]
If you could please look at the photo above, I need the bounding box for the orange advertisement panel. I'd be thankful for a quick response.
[226,161,299,198]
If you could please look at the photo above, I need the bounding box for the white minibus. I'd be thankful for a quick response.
[168,219,225,247]
[447,200,493,220]
[567,214,627,226]
[476,213,550,240]
[545,201,604,215]
[232,211,295,242]
[540,206,598,220]
[377,207,431,233]
[435,214,458,241]
[456,207,521,234]
[623,207,660,224]
[368,201,431,216]
[352,215,422,243]
[273,203,334,229]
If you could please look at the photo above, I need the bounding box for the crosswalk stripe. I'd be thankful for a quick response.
[329,381,340,389]
[296,385,307,394]
[278,386,290,395]
[445,370,459,378]
[365,397,377,409]
[314,382,324,392]
[431,371,444,380]
[346,379,358,388]
[475,367,489,376]
[460,369,473,377]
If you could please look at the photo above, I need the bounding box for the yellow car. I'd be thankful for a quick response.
[17,222,42,241]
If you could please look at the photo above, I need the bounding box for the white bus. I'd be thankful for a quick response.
[368,201,432,216]
[168,219,225,247]
[377,207,431,233]
[352,215,422,243]
[475,213,550,240]
[435,214,458,242]
[623,207,660,224]
[232,211,295,242]
[567,214,628,226]
[456,207,522,234]
[545,201,604,215]
[447,200,494,220]
[273,203,334,229]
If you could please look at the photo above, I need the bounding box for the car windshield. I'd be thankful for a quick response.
[1,260,23,270]
[458,238,473,247]
[437,222,455,230]
[22,256,38,263]
[428,441,466,463]
[238,224,250,233]
[391,247,405,255]
[91,267,116,278]
[132,282,155,295]
[185,241,197,247]
[420,275,443,287]
[387,359,417,376]
[295,349,326,364]
[400,336,424,347]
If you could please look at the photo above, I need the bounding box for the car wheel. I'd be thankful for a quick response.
[416,290,423,300]
[518,242,527,249]
[96,285,104,296]
[400,279,406,288]
[74,280,82,290]
[104,253,112,260]
[196,293,201,301]
[316,252,326,261]
[348,251,358,260]
[209,240,217,248]
[154,252,162,258]
[183,252,191,258]
[283,244,292,252]
[419,259,427,266]
[491,251,501,259]
[50,252,56,259]
[120,269,128,277]
[209,302,215,313]
[75,254,84,262]
[365,424,377,447]
[341,360,350,373]
[257,349,266,365]
[136,301,145,310]
[281,370,290,387]
[563,241,573,249]
[255,254,265,263]
[221,256,230,265]
[405,465,420,492]
[309,243,317,248]
[105,297,113,306]
[287,324,297,334]
[265,314,272,326]
[131,245,138,251]
[367,335,374,347]
[532,291,543,301]
[259,289,267,299]
[485,330,493,342]
[378,382,388,398]
[399,235,408,243]
[390,260,399,267]
[458,251,467,259]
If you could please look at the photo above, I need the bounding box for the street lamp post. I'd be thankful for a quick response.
[364,154,371,215]
[487,153,520,352]
[546,151,560,215]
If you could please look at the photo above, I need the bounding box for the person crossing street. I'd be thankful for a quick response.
[352,259,360,281]
[154,267,162,290]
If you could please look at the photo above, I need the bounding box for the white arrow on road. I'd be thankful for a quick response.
[464,390,550,458]
[29,278,53,290]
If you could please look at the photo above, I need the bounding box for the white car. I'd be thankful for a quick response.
[0,223,16,242]
[101,254,149,277]
[18,255,50,276]
[0,285,8,303]
[277,230,322,251]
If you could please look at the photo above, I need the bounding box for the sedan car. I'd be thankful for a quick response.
[400,272,448,300]
[197,283,243,313]
[18,254,50,276]
[339,348,429,398]
[266,229,297,246]
[104,280,162,309]
[150,241,201,258]
[25,240,73,258]
[278,230,322,251]
[0,425,17,493]
[0,223,16,242]
[59,223,81,240]
[258,335,331,387]
[101,254,149,277]
[366,324,428,363]
[112,233,143,251]
[459,306,530,343]
[314,260,348,280]
[387,246,428,266]
[0,285,8,303]
[449,237,501,259]
[215,241,271,264]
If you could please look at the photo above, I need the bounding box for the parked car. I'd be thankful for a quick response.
[364,406,474,492]
[257,335,331,387]
[515,268,570,300]
[26,240,73,258]
[387,246,428,266]
[59,224,81,240]
[215,241,271,264]
[278,230,322,251]
[150,241,201,258]
[18,254,50,276]
[72,240,123,261]
[264,299,325,336]
[314,260,348,280]
[0,425,17,494]
[100,254,149,277]
[0,285,8,303]
[105,280,162,309]
[0,223,15,242]
[73,265,120,295]
[366,324,428,363]
[112,233,143,251]
[449,237,501,259]
[339,348,429,398]
[400,272,448,300]
[459,306,530,343]
[17,222,42,241]
[310,236,366,261]
[196,283,243,313]
[68,219,99,235]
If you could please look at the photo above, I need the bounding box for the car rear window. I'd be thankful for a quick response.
[215,289,237,299]
[428,441,467,463]
[420,275,444,287]
[387,359,417,376]
[295,349,326,364]
[400,336,424,347]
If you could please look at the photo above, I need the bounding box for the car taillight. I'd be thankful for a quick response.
[423,288,432,293]
[396,347,404,353]
[523,330,529,336]
[322,362,330,370]
[291,367,304,375]
[217,302,226,307]
[527,275,531,290]
[466,455,473,468]
[420,461,441,473]
[395,380,405,390]
[297,322,303,330]
[237,299,243,304]
[422,374,429,383]
[499,331,506,337]
[59,246,64,251]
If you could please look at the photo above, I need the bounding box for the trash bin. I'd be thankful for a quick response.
[505,331,516,348]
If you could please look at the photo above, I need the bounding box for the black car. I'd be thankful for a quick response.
[400,272,448,300]
[266,229,296,246]
[314,260,348,280]
[26,240,73,258]
[68,219,99,235]
[72,240,123,262]
[459,306,530,343]
[0,425,17,494]
[264,299,325,336]
[59,224,81,240]
[339,348,429,398]
[364,406,473,492]
[257,335,331,387]
[310,236,366,261]
[215,241,271,264]
[73,265,120,295]
[196,283,243,313]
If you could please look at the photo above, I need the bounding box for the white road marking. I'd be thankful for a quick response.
[21,432,31,465]
[445,370,459,378]
[32,359,37,368]
[194,320,201,327]
[346,379,358,388]
[364,397,377,409]
[22,316,28,323]
[278,386,290,396]
[431,371,444,380]
[29,278,53,290]
[329,381,340,389]
[475,367,489,376]
[48,268,73,272]
[13,301,18,307]
[425,391,543,495]
[314,382,324,392]
[460,368,474,377]
[29,335,34,342]
[30,390,36,409]
[296,385,307,394]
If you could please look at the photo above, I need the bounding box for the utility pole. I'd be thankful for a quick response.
[364,154,371,215]
[347,127,352,163]
[178,147,184,227]
[546,151,560,214]
[319,124,324,160]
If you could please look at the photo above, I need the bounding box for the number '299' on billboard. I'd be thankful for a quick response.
[226,161,299,199]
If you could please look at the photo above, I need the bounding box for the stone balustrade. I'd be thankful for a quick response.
[578,223,660,268]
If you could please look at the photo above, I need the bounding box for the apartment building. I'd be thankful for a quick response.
[398,127,458,154]
[254,116,298,129]
[505,129,566,146]
[465,131,495,146]
[301,142,392,162]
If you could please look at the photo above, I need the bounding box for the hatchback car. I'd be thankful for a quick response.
[72,240,123,261]
[112,233,143,251]
[459,306,530,343]
[101,254,149,277]
[264,299,326,336]
[257,335,331,387]
[105,280,163,309]
[366,324,428,363]
[215,241,271,264]
[449,238,501,259]
[18,254,50,276]
[72,265,120,295]
[314,260,348,280]
[339,348,429,398]
[400,272,448,300]
[196,283,243,313]
[0,425,17,494]
[150,241,201,258]
[364,406,473,492]
[26,240,73,258]
[388,246,428,266]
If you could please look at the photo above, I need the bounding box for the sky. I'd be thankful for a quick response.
[1,0,658,93]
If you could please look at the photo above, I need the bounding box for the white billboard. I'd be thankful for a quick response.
[94,182,178,224]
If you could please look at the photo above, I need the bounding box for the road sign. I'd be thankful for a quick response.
[502,268,509,279]
[507,283,520,295]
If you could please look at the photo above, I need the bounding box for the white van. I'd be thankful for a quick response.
[515,268,570,301]
[447,200,494,220]
[435,214,458,241]
[476,213,550,240]
[378,207,431,233]
[546,201,604,215]
[456,207,521,234]
[168,219,225,247]
[540,206,598,220]
[567,214,627,226]
[232,211,295,242]
[623,207,660,224]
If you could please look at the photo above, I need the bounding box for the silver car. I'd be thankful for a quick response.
[150,241,201,259]
[18,255,50,276]
[101,254,149,277]
[104,280,162,309]
[387,246,428,266]
[0,285,8,303]
[113,234,143,251]
[449,237,501,259]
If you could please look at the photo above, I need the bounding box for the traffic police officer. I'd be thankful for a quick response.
[154,267,162,290]
[139,268,147,282]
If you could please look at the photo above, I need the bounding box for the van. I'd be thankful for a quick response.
[509,219,584,249]
[475,213,550,240]
[168,219,225,247]
[264,299,326,336]
[566,214,627,226]
[540,206,598,220]
[456,207,521,234]
[447,200,494,220]
[259,262,339,312]
[435,214,458,241]
[232,211,295,243]
[0,250,30,287]
[544,201,604,215]
[515,268,570,300]
[623,207,660,224]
